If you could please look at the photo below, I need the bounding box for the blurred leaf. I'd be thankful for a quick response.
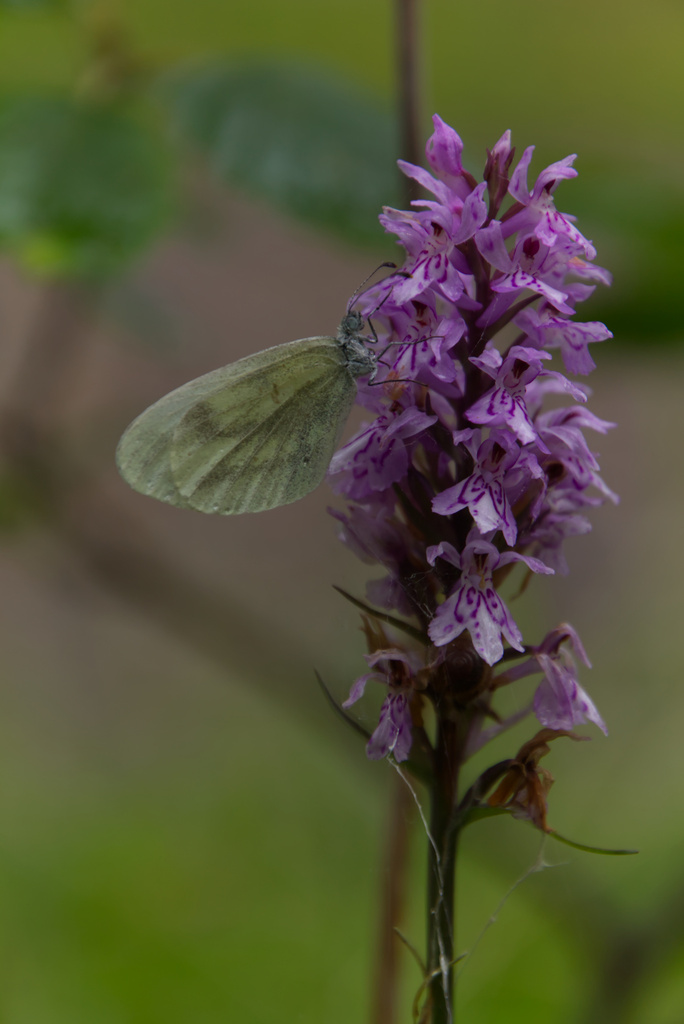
[0,465,50,530]
[566,167,684,344]
[0,0,65,7]
[0,95,174,279]
[160,61,400,247]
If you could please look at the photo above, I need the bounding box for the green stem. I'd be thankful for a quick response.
[426,716,461,1024]
[395,0,425,203]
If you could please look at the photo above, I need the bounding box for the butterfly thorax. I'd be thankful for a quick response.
[337,311,376,380]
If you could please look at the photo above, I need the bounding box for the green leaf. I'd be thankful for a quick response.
[314,670,372,742]
[0,0,64,8]
[462,805,509,826]
[332,585,426,644]
[159,61,400,246]
[565,166,684,344]
[0,95,174,279]
[0,465,51,531]
[462,805,637,855]
[545,830,638,857]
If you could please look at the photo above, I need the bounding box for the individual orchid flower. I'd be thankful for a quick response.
[426,534,553,664]
[343,648,421,762]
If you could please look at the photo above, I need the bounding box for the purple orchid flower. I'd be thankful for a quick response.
[427,534,553,664]
[329,117,614,757]
[344,648,420,762]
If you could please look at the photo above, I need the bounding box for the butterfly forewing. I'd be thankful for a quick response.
[117,335,364,514]
[170,336,357,514]
[115,370,231,508]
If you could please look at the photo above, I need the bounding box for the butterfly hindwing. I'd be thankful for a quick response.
[117,335,360,515]
[171,337,357,514]
[115,370,223,508]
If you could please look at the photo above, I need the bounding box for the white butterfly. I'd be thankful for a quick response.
[116,310,378,515]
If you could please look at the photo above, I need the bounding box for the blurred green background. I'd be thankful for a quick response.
[0,1,682,1022]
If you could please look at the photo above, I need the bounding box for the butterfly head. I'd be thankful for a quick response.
[337,312,377,381]
[338,309,366,341]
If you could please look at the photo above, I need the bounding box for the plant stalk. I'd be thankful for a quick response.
[426,715,460,1024]
[370,777,413,1024]
[395,0,425,203]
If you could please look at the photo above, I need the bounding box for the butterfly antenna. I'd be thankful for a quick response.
[369,333,446,387]
[372,362,428,388]
[353,267,414,347]
[346,262,399,313]
[379,332,446,357]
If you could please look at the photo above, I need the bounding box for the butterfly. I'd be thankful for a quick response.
[115,309,379,515]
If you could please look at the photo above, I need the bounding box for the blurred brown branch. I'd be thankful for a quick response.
[0,280,312,711]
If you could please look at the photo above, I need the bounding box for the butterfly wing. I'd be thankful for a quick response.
[117,337,358,515]
[172,336,358,514]
[116,369,212,509]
